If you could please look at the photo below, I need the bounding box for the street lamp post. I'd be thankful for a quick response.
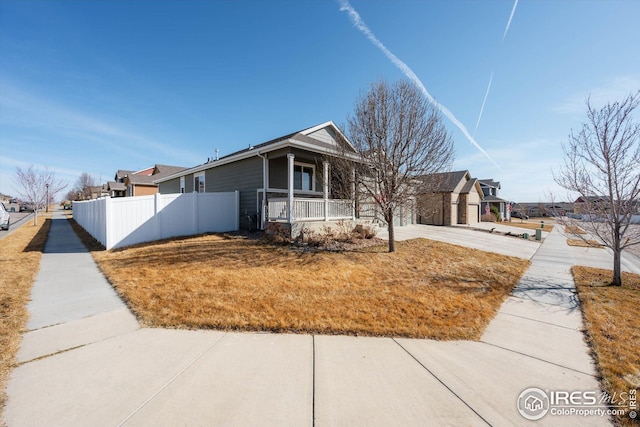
[46,183,49,213]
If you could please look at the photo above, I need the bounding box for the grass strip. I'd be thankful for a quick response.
[0,217,51,422]
[573,266,640,426]
[567,239,604,248]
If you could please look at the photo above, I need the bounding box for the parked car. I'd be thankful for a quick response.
[511,211,529,220]
[0,203,10,230]
[20,203,35,212]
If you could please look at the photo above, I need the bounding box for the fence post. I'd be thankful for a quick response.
[193,192,199,235]
[154,193,161,241]
[104,197,112,250]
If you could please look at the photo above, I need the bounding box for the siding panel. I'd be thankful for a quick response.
[207,156,263,229]
[159,178,181,194]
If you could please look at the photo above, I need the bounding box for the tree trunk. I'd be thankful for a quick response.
[387,213,396,253]
[611,226,622,286]
[33,209,38,226]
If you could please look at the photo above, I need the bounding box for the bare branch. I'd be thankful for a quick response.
[554,91,640,286]
[331,79,454,252]
[14,165,67,225]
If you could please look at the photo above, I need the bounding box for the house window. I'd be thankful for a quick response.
[194,172,205,193]
[180,176,185,194]
[294,163,315,191]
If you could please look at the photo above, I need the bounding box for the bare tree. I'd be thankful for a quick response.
[554,91,640,286]
[74,172,98,200]
[338,79,454,252]
[14,165,67,225]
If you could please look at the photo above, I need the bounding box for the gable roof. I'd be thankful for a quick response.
[574,195,607,203]
[134,166,155,176]
[422,170,470,192]
[107,181,127,191]
[115,170,134,181]
[153,164,189,177]
[479,179,501,189]
[154,121,356,184]
[127,164,188,186]
[460,177,480,194]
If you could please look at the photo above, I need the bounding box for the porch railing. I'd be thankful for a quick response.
[268,198,353,222]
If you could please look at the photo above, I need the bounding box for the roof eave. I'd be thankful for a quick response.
[154,136,361,184]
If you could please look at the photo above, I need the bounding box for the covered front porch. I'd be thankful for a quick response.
[267,197,354,222]
[259,151,360,227]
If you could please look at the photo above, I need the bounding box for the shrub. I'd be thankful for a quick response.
[265,222,291,244]
[490,206,501,222]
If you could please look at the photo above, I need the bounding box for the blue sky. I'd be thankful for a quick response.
[1,0,638,202]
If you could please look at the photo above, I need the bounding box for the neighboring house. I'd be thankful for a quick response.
[417,170,483,226]
[511,202,574,218]
[106,169,133,197]
[88,185,109,200]
[479,179,509,221]
[573,196,608,214]
[106,181,127,198]
[122,165,188,197]
[155,121,380,234]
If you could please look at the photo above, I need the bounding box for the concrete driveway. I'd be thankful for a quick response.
[378,223,542,259]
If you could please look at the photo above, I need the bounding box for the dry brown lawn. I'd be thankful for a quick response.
[87,232,529,340]
[565,225,586,234]
[573,266,640,426]
[567,239,604,248]
[505,221,554,232]
[0,216,51,421]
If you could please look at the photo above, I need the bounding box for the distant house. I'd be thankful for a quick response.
[480,179,509,221]
[154,121,390,234]
[417,170,483,226]
[111,165,188,197]
[105,170,134,198]
[88,185,109,200]
[573,195,609,214]
[106,181,127,198]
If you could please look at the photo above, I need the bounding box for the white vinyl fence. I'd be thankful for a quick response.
[74,192,239,250]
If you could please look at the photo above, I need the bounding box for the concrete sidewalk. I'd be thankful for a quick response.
[15,211,139,364]
[4,216,616,426]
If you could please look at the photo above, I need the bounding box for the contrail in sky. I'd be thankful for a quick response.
[503,0,519,41]
[474,0,519,135]
[474,70,493,137]
[337,0,501,170]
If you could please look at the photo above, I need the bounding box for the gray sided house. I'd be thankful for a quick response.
[155,121,375,234]
[479,179,509,221]
[417,170,483,226]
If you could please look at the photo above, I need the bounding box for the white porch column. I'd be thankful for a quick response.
[262,154,268,229]
[287,153,295,222]
[351,166,356,220]
[323,160,329,221]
